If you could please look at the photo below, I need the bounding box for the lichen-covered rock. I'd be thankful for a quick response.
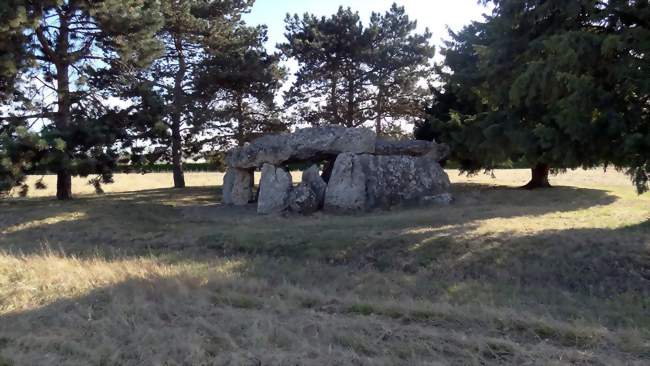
[223,127,453,215]
[301,165,327,208]
[375,139,433,156]
[257,164,292,214]
[374,139,450,161]
[222,167,253,206]
[426,143,451,163]
[323,154,367,212]
[324,153,451,212]
[420,193,454,205]
[289,184,319,214]
[226,127,376,169]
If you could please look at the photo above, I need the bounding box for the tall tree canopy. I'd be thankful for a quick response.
[281,7,369,128]
[417,0,650,190]
[281,4,434,135]
[125,0,256,188]
[195,26,287,147]
[366,4,434,135]
[0,0,163,199]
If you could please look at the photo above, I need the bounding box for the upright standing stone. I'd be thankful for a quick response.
[222,169,235,204]
[257,164,292,214]
[324,152,451,212]
[302,165,327,208]
[323,153,367,212]
[222,167,254,206]
[288,184,319,214]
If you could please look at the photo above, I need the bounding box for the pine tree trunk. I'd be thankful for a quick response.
[235,92,246,146]
[56,172,72,200]
[375,86,383,136]
[522,163,551,189]
[171,127,185,188]
[171,36,187,189]
[345,78,355,127]
[329,77,340,125]
[54,15,73,200]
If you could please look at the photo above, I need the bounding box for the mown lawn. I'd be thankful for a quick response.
[1,169,649,365]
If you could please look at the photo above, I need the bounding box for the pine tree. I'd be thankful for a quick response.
[194,26,287,147]
[281,7,371,127]
[366,4,434,135]
[124,0,255,188]
[0,0,162,199]
[281,4,435,133]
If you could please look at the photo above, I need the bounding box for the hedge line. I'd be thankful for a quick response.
[120,160,530,173]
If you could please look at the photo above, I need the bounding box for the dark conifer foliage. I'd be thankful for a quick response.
[417,0,650,190]
[366,4,435,135]
[0,0,163,199]
[195,26,287,147]
[281,4,434,135]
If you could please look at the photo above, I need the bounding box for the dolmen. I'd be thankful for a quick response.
[222,126,452,214]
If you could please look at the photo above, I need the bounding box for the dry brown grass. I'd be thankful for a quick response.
[1,169,649,365]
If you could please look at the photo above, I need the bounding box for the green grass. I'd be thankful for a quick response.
[0,170,649,365]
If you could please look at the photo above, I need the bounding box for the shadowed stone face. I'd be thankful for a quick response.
[301,165,327,208]
[288,184,319,214]
[222,168,253,206]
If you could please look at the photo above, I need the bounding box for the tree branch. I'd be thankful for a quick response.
[35,26,57,63]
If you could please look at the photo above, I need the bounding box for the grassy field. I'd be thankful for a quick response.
[1,169,649,365]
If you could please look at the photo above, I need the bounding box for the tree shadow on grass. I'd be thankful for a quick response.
[1,256,648,366]
[198,184,620,260]
[403,219,650,320]
[0,184,620,262]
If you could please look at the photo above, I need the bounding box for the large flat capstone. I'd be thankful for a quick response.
[226,126,376,169]
[375,138,450,161]
[324,152,451,212]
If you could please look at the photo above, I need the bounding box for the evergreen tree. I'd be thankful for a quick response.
[281,4,435,133]
[0,0,162,199]
[418,0,650,190]
[366,4,434,135]
[281,7,371,127]
[0,1,30,101]
[599,0,650,192]
[195,26,287,147]
[126,0,255,188]
[415,22,504,172]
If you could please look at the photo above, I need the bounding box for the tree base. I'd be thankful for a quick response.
[56,172,73,200]
[521,164,552,190]
[521,180,552,189]
[173,167,186,189]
